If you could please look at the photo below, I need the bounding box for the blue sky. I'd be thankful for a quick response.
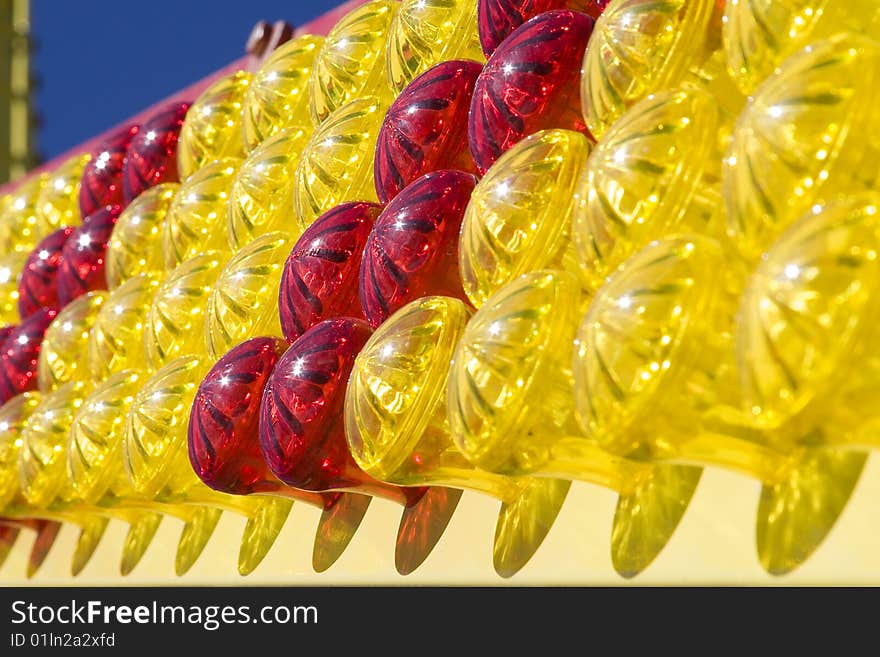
[32,0,340,159]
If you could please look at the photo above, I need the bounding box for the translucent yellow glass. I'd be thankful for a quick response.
[68,370,143,506]
[242,34,323,152]
[0,252,26,325]
[294,96,384,227]
[346,295,570,577]
[106,183,177,290]
[724,0,880,95]
[386,0,484,93]
[14,380,170,576]
[308,0,398,125]
[460,130,591,308]
[88,273,162,384]
[123,355,293,575]
[178,71,251,180]
[737,194,880,436]
[0,393,41,511]
[123,356,209,498]
[574,234,866,575]
[735,195,880,575]
[723,33,880,261]
[65,368,216,574]
[205,231,291,360]
[448,270,703,576]
[451,271,583,474]
[36,153,91,228]
[581,0,719,140]
[574,237,741,457]
[0,389,109,578]
[162,159,238,270]
[572,87,721,293]
[0,174,52,255]
[10,383,116,575]
[227,127,311,250]
[144,252,226,370]
[38,292,107,393]
[18,382,88,509]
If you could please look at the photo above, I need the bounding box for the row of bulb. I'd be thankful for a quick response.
[0,0,879,579]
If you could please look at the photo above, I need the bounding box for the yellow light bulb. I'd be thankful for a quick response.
[346,295,571,577]
[242,34,323,152]
[575,233,868,575]
[178,71,251,180]
[448,271,702,576]
[227,127,311,250]
[18,381,88,509]
[144,252,227,370]
[106,183,177,290]
[581,0,739,141]
[5,383,113,575]
[0,174,52,255]
[736,195,880,574]
[0,252,26,325]
[14,380,170,576]
[386,0,485,94]
[460,129,592,308]
[36,153,91,228]
[123,354,293,576]
[0,392,41,512]
[724,33,880,261]
[294,96,384,227]
[123,356,209,497]
[162,159,238,270]
[308,0,398,125]
[68,370,143,506]
[205,232,291,360]
[573,86,722,293]
[724,0,880,95]
[38,292,107,393]
[88,272,163,384]
[738,194,880,435]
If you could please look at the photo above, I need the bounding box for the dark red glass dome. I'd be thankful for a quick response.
[79,124,140,218]
[279,201,381,344]
[468,10,596,173]
[18,226,75,319]
[260,318,422,504]
[374,59,482,204]
[0,308,56,403]
[57,205,119,306]
[478,0,608,58]
[188,336,289,495]
[360,170,476,328]
[121,102,189,204]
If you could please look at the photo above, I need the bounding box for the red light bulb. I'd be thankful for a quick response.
[189,336,293,495]
[374,59,482,204]
[18,226,75,319]
[79,124,140,218]
[279,201,381,344]
[469,9,595,173]
[360,170,476,328]
[260,318,420,502]
[0,308,56,403]
[478,0,609,58]
[57,206,118,306]
[189,336,390,572]
[122,102,190,204]
[261,318,462,573]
